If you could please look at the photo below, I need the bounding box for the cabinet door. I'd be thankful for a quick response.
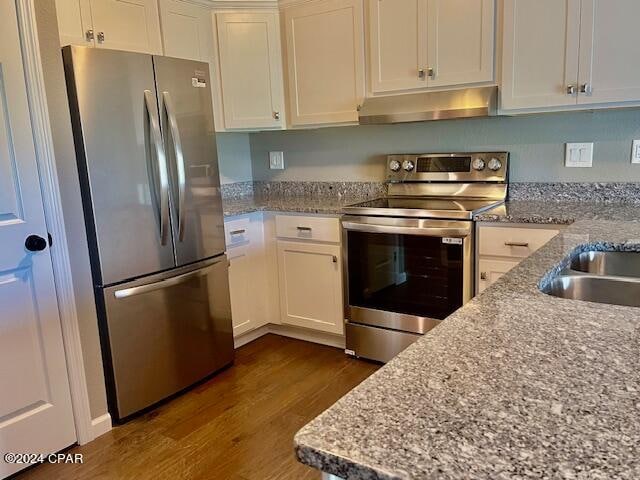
[55,0,94,46]
[426,0,494,88]
[277,241,344,335]
[577,0,640,105]
[367,0,427,93]
[89,0,163,54]
[216,12,285,130]
[228,246,255,337]
[477,258,519,293]
[501,0,581,110]
[283,0,365,126]
[159,0,212,62]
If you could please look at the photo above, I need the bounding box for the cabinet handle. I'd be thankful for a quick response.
[229,229,246,236]
[85,29,94,42]
[580,83,592,95]
[97,31,105,43]
[566,84,576,95]
[297,226,312,232]
[427,67,435,78]
[480,272,487,280]
[332,255,338,263]
[273,111,280,120]
[418,68,426,80]
[504,241,529,247]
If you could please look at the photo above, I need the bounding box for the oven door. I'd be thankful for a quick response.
[342,216,473,334]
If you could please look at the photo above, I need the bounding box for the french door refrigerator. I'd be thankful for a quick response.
[62,46,234,421]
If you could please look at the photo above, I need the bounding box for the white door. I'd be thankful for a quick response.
[0,4,76,477]
[577,0,640,105]
[158,0,212,62]
[277,241,344,335]
[426,0,494,88]
[367,0,427,93]
[54,0,94,47]
[216,12,285,130]
[501,0,581,110]
[283,0,365,126]
[89,0,163,54]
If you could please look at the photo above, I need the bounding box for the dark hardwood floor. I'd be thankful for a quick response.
[15,334,379,480]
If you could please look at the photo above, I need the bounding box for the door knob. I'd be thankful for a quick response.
[25,235,48,252]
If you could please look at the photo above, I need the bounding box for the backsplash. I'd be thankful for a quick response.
[221,181,387,200]
[509,182,640,203]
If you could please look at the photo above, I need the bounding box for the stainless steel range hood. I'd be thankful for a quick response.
[358,86,498,125]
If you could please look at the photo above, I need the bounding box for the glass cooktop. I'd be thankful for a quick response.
[342,197,504,220]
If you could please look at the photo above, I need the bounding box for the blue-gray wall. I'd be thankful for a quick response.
[249,109,640,183]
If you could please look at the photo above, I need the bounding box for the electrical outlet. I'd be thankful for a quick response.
[269,151,284,170]
[632,140,640,164]
[565,143,593,168]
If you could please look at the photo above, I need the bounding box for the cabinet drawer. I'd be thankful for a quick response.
[479,226,558,259]
[225,217,250,248]
[275,215,340,243]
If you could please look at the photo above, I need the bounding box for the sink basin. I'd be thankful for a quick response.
[544,274,640,308]
[571,251,640,278]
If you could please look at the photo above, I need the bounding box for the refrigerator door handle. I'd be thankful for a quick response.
[162,91,187,242]
[113,257,227,299]
[144,89,170,245]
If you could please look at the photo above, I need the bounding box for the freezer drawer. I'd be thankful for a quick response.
[100,256,233,420]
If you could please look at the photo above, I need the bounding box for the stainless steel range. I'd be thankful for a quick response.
[342,152,509,363]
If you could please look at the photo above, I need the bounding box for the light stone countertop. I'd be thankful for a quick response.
[222,194,373,217]
[294,217,640,479]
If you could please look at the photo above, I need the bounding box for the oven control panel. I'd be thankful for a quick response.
[387,152,508,183]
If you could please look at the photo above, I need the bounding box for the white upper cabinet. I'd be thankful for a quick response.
[367,0,494,94]
[501,0,581,110]
[502,0,640,111]
[368,0,426,93]
[159,0,212,62]
[55,0,162,54]
[55,0,94,46]
[215,12,285,130]
[577,0,640,105]
[426,0,494,88]
[283,0,365,127]
[89,0,162,54]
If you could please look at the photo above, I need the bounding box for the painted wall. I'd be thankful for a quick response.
[216,132,253,184]
[250,109,640,183]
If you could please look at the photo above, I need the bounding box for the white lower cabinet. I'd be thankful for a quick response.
[476,224,561,294]
[276,240,344,335]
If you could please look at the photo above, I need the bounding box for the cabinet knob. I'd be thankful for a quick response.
[97,31,105,43]
[580,83,592,95]
[418,68,426,80]
[566,84,576,95]
[273,111,280,120]
[332,255,338,263]
[427,67,435,78]
[85,29,94,41]
[480,272,487,281]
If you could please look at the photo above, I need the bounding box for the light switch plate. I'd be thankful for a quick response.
[632,140,640,164]
[269,151,284,170]
[565,142,593,168]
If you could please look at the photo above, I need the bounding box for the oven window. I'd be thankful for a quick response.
[347,231,463,320]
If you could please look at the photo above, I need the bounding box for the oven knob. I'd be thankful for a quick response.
[389,159,401,172]
[488,158,502,171]
[472,158,486,171]
[402,160,415,172]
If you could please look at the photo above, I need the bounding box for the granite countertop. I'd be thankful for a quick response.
[294,218,640,479]
[475,200,640,224]
[222,194,372,217]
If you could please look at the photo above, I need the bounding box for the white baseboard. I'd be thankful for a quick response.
[234,324,346,350]
[90,413,112,440]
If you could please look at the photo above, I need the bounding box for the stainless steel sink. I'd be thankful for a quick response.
[570,251,640,278]
[545,274,640,308]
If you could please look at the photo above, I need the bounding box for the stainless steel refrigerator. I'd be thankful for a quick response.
[62,46,234,421]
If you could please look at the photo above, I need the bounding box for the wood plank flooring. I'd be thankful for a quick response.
[15,334,379,480]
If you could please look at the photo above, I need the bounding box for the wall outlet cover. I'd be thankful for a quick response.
[632,140,640,164]
[565,142,593,168]
[269,151,285,170]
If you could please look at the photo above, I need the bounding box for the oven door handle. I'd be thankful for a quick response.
[341,220,471,238]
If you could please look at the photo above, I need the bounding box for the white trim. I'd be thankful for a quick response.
[15,0,100,445]
[234,324,346,349]
[90,413,112,440]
